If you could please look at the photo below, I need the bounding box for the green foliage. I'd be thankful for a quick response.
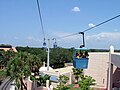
[0,70,6,80]
[58,75,69,85]
[78,75,96,90]
[54,75,70,90]
[72,68,95,90]
[54,85,69,90]
[0,50,16,81]
[6,52,42,90]
[50,48,73,68]
[72,68,83,82]
[37,74,50,86]
[0,50,5,64]
[0,44,12,48]
[16,46,73,68]
[88,49,109,52]
[16,46,47,62]
[6,52,31,78]
[115,50,120,52]
[0,50,16,66]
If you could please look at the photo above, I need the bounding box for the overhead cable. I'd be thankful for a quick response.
[55,14,120,39]
[82,14,120,32]
[57,32,79,39]
[36,0,46,40]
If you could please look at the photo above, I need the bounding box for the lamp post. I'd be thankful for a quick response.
[47,39,50,70]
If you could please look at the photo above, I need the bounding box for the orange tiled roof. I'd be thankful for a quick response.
[0,47,17,52]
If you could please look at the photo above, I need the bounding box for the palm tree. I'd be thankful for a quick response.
[6,52,31,90]
[6,51,42,90]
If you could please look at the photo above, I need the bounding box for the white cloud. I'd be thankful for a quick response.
[86,32,120,41]
[72,7,80,12]
[86,32,120,48]
[50,31,120,49]
[43,32,120,48]
[88,23,95,28]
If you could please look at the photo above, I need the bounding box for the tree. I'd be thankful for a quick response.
[54,75,69,90]
[6,52,42,90]
[6,52,30,90]
[0,50,5,65]
[72,68,83,83]
[0,50,16,67]
[50,48,72,68]
[78,75,95,90]
[16,46,73,69]
[0,44,12,48]
[72,68,95,90]
[38,74,50,86]
[16,46,47,62]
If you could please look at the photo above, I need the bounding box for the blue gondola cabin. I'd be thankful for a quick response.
[73,47,89,69]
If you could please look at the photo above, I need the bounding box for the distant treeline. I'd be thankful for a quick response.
[88,49,109,52]
[1,44,120,68]
[0,44,12,48]
[16,46,120,53]
[89,49,120,52]
[16,46,73,68]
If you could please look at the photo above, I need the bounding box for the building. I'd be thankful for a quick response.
[83,46,120,90]
[0,46,17,52]
[40,46,120,90]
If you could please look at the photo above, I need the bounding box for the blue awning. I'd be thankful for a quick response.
[75,47,88,50]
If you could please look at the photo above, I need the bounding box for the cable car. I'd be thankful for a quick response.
[43,38,46,47]
[52,38,57,48]
[42,38,48,51]
[73,32,89,69]
[53,42,57,48]
[73,47,89,69]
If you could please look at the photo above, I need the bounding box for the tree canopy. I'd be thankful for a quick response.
[16,46,73,68]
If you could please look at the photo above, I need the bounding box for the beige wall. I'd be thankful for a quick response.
[49,52,110,89]
[41,52,120,89]
[84,52,109,88]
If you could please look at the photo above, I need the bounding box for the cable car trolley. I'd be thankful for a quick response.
[73,47,89,69]
[73,32,89,69]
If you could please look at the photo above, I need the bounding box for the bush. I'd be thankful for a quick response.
[78,75,95,90]
[54,75,70,90]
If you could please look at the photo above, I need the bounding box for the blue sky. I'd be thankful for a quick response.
[0,0,120,49]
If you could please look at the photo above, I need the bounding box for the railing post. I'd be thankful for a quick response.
[46,80,49,89]
[108,45,114,90]
[110,45,114,54]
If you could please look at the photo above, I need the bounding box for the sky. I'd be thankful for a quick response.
[0,0,120,49]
